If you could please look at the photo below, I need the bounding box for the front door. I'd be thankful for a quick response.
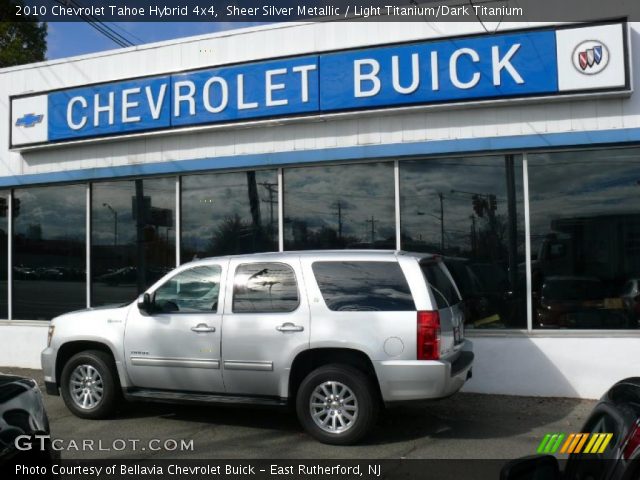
[124,262,227,393]
[221,259,310,397]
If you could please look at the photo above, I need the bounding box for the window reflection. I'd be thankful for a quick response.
[312,261,415,311]
[284,163,396,250]
[232,262,299,313]
[529,149,640,329]
[0,191,8,318]
[91,178,175,306]
[400,156,526,328]
[13,185,86,320]
[154,265,221,313]
[181,170,278,261]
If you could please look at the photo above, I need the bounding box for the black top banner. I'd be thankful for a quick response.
[4,0,640,22]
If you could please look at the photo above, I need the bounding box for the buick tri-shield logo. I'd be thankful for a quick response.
[572,40,610,75]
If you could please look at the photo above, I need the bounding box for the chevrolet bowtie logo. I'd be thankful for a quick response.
[15,113,44,128]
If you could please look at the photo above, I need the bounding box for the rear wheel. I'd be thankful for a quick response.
[296,364,378,445]
[60,350,119,419]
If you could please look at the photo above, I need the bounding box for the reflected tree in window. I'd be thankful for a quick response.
[284,162,396,250]
[400,156,525,329]
[181,170,278,261]
[529,148,640,329]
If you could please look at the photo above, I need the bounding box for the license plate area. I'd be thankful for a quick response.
[453,326,463,344]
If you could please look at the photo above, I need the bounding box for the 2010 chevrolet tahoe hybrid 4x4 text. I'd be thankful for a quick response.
[41,250,474,444]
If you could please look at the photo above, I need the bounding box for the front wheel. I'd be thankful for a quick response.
[60,350,119,419]
[295,364,378,445]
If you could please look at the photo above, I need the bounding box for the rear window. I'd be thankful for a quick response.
[421,261,460,309]
[312,261,415,312]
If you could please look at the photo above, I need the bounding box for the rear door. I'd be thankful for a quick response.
[304,258,417,363]
[220,259,309,397]
[420,260,465,358]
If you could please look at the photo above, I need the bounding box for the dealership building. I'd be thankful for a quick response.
[1,20,639,399]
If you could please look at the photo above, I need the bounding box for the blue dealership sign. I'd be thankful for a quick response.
[171,56,319,128]
[48,76,172,141]
[320,31,558,110]
[9,22,630,148]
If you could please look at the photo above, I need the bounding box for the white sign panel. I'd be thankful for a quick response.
[556,23,628,92]
[11,95,48,147]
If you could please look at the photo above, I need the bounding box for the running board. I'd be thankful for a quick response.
[124,388,287,407]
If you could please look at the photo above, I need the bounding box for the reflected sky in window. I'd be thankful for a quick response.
[284,162,395,249]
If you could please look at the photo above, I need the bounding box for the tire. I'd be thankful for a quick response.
[60,350,120,419]
[295,364,378,445]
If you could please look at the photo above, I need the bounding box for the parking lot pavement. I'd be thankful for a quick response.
[5,368,596,460]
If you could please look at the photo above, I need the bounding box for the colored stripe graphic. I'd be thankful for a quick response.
[573,434,589,454]
[565,433,586,454]
[537,434,552,454]
[597,433,613,454]
[550,434,565,453]
[560,434,576,454]
[585,433,614,454]
[551,432,614,455]
[584,433,600,453]
[537,433,565,454]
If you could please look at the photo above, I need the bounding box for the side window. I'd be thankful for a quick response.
[233,262,299,313]
[312,261,415,312]
[154,265,222,313]
[421,261,460,309]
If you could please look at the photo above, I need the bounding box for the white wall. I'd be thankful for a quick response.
[0,324,48,370]
[1,324,637,399]
[463,334,640,399]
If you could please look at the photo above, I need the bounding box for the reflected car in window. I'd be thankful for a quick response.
[535,276,633,329]
[620,279,640,328]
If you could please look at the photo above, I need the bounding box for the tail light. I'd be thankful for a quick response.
[417,310,440,360]
[622,419,640,460]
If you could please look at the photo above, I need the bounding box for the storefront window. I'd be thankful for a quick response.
[181,170,278,262]
[13,185,86,320]
[92,178,175,306]
[0,191,8,318]
[528,148,640,329]
[284,162,396,250]
[400,155,526,329]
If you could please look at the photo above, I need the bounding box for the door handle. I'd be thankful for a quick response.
[191,323,216,333]
[276,322,304,333]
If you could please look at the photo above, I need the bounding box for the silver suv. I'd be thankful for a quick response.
[42,250,473,444]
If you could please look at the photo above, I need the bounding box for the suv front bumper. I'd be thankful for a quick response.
[41,347,59,395]
[374,340,474,402]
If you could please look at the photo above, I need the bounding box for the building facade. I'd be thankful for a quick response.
[1,20,639,398]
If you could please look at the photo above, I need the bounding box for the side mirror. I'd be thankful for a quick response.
[500,455,560,480]
[137,293,153,315]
